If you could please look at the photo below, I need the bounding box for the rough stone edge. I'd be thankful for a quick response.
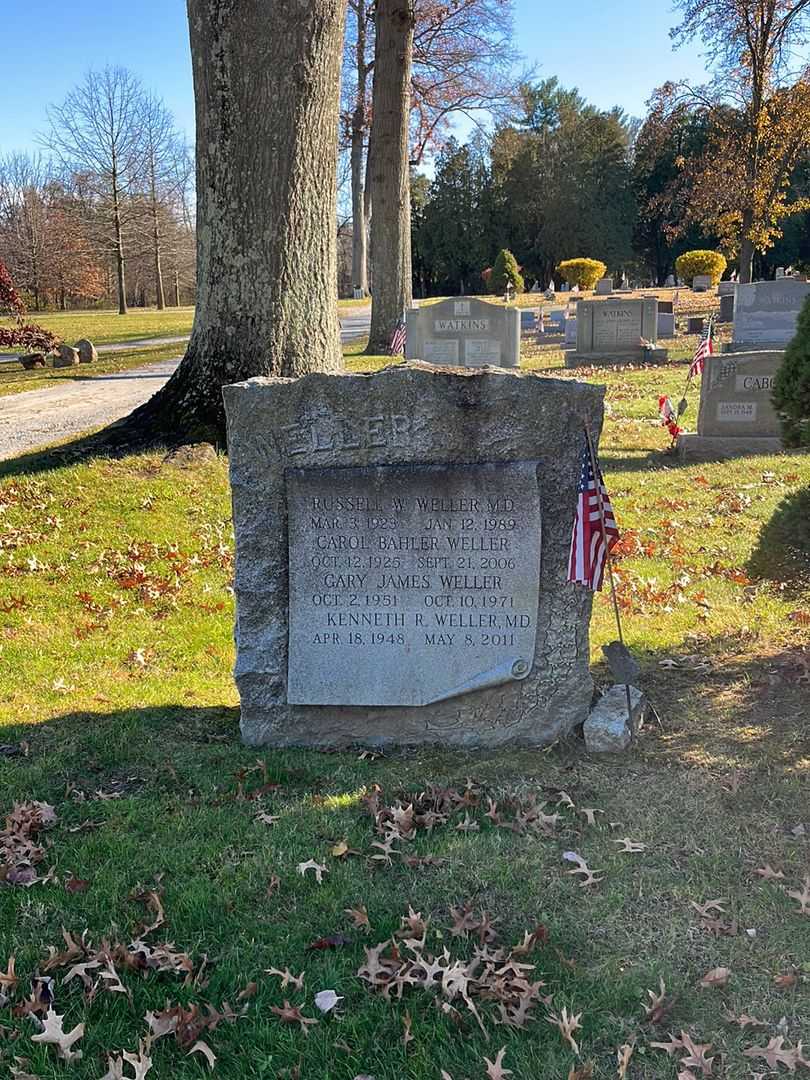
[223,362,607,749]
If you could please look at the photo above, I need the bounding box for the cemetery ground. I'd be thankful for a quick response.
[1,354,809,1080]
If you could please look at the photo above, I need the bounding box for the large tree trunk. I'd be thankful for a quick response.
[739,209,755,283]
[366,0,414,354]
[350,0,369,296]
[119,0,346,443]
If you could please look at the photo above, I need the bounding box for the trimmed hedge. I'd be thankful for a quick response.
[674,250,727,286]
[556,258,606,290]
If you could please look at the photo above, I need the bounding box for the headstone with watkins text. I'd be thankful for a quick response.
[405,297,519,368]
[223,363,605,748]
[568,296,665,367]
[730,278,810,352]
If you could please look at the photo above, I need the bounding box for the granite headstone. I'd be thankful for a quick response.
[730,279,810,351]
[223,363,605,748]
[569,297,663,367]
[405,297,520,368]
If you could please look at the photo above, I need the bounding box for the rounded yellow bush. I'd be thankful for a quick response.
[556,258,607,290]
[674,250,727,287]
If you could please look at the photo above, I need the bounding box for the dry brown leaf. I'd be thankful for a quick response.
[699,966,730,989]
[612,838,646,853]
[187,1040,216,1070]
[579,808,604,827]
[786,875,810,916]
[568,1065,594,1080]
[122,1042,153,1080]
[616,1041,634,1078]
[266,967,305,991]
[743,1036,808,1071]
[679,1032,715,1075]
[548,1006,582,1054]
[345,905,371,933]
[484,1047,512,1080]
[30,1009,84,1063]
[402,1010,414,1050]
[773,971,799,989]
[270,1000,318,1035]
[297,859,327,883]
[562,851,604,888]
[643,976,673,1024]
[722,1009,767,1029]
[754,864,785,881]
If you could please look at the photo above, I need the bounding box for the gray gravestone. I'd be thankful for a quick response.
[776,267,786,279]
[665,274,676,287]
[692,274,712,292]
[657,312,675,337]
[564,316,577,345]
[658,300,674,314]
[595,278,614,295]
[731,279,810,351]
[717,281,736,296]
[678,350,784,461]
[718,294,734,323]
[222,363,605,748]
[405,297,519,368]
[687,317,704,335]
[569,297,664,367]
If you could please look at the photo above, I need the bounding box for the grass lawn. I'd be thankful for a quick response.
[1,302,369,351]
[0,353,809,1080]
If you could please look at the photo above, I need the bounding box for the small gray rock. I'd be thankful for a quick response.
[53,345,80,368]
[162,442,218,467]
[583,685,646,753]
[602,641,640,686]
[75,338,97,364]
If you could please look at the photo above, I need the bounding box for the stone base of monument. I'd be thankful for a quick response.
[565,347,668,369]
[224,362,605,749]
[677,434,783,462]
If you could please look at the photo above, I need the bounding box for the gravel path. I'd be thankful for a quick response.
[0,359,180,461]
[0,309,373,462]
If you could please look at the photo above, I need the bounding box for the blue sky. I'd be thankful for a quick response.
[1,0,710,155]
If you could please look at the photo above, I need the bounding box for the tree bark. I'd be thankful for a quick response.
[119,0,346,442]
[366,0,414,354]
[739,209,755,283]
[350,0,369,295]
[112,189,127,316]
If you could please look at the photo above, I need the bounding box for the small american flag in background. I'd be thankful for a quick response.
[568,435,620,592]
[689,316,714,378]
[389,317,407,356]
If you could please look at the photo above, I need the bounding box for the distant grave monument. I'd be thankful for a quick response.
[678,350,784,461]
[595,278,613,296]
[692,274,712,292]
[729,279,810,352]
[718,294,734,323]
[567,296,665,367]
[223,363,605,748]
[405,297,519,368]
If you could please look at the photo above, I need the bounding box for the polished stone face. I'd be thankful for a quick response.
[575,297,658,356]
[697,350,783,437]
[405,297,520,368]
[222,363,604,749]
[732,280,810,346]
[286,461,541,706]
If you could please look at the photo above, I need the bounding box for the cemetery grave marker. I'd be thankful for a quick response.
[730,278,810,351]
[405,297,519,368]
[223,363,605,748]
[677,350,784,460]
[568,296,665,367]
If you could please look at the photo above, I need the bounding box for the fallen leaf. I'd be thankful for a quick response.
[786,875,810,916]
[743,1036,808,1071]
[297,859,328,884]
[306,934,350,951]
[754,864,785,881]
[402,1010,414,1049]
[548,1006,582,1054]
[612,838,646,853]
[270,1000,318,1035]
[773,971,798,989]
[484,1047,512,1080]
[266,967,305,991]
[617,1041,634,1078]
[187,1040,216,1070]
[699,966,730,989]
[345,906,371,933]
[30,1009,84,1062]
[65,877,90,894]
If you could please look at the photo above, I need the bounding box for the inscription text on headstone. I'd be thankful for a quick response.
[286,461,541,706]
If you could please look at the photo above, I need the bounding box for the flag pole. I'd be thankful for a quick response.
[583,424,636,740]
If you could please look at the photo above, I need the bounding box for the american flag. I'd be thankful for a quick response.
[568,436,620,592]
[689,317,713,378]
[389,317,406,356]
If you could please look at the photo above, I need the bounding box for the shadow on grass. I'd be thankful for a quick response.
[748,483,810,585]
[0,428,160,480]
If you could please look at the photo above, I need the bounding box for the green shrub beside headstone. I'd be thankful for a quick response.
[773,294,810,447]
